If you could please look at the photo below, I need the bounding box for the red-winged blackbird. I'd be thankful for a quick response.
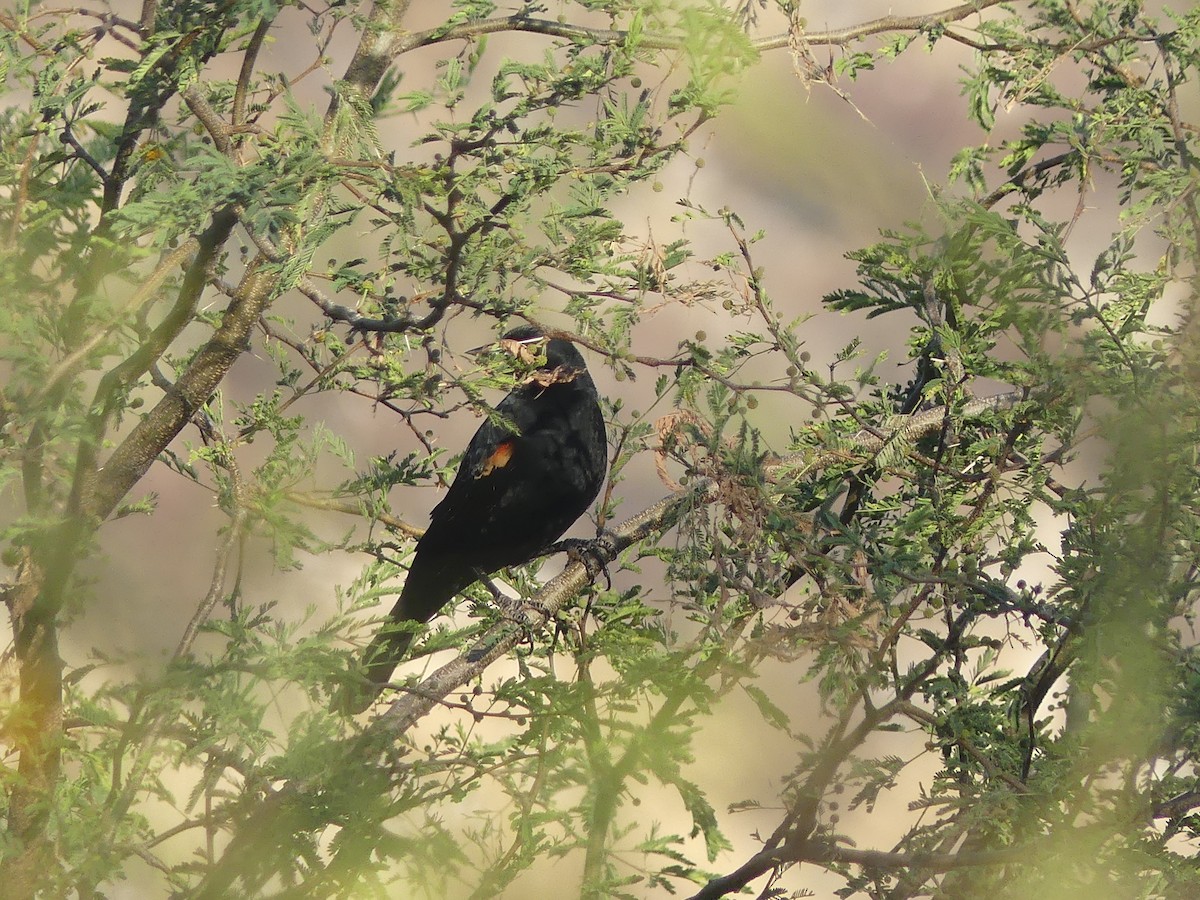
[344,326,607,711]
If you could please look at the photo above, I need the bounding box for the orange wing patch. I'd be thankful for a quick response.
[479,440,515,477]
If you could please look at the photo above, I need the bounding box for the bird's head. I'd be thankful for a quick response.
[474,325,589,380]
[496,325,551,368]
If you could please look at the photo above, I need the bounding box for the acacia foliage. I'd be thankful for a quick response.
[1,1,1199,898]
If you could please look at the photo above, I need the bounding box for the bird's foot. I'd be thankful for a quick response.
[494,590,537,624]
[479,572,543,625]
[549,531,619,589]
[464,592,541,662]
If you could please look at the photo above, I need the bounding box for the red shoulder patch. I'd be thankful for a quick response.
[479,439,515,477]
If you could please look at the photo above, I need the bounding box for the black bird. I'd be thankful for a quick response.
[344,325,607,711]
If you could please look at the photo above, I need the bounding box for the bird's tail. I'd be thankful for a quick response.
[336,554,474,714]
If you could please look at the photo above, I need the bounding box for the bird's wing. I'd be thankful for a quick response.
[425,390,539,526]
[457,389,540,481]
[459,422,517,482]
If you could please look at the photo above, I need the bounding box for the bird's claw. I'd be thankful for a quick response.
[550,531,618,589]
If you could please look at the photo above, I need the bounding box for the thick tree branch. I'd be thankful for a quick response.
[181,84,233,155]
[688,840,1030,900]
[1155,790,1200,821]
[82,213,262,521]
[3,551,57,900]
[327,0,413,125]
[69,210,237,518]
[232,17,272,130]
